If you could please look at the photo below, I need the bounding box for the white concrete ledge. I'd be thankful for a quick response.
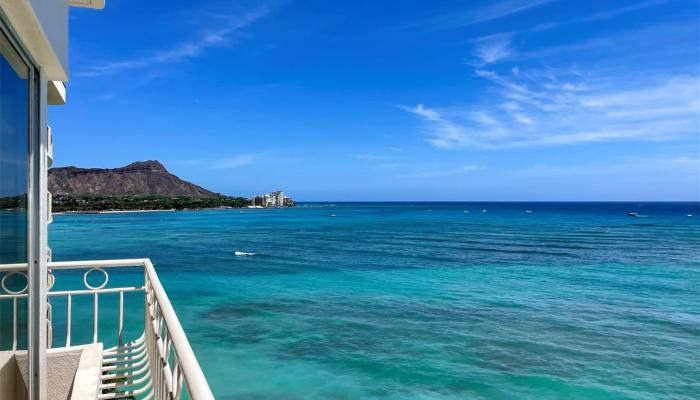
[48,81,66,105]
[0,0,69,80]
[68,0,105,10]
[70,344,103,400]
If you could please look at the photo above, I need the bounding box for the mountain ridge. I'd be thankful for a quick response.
[48,160,219,198]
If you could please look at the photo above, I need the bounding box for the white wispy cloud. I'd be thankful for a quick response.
[470,111,500,126]
[401,104,474,149]
[173,153,269,168]
[402,0,556,31]
[513,112,534,125]
[471,0,557,24]
[216,153,264,168]
[97,93,115,101]
[515,154,700,177]
[469,5,687,72]
[471,33,514,64]
[172,160,203,166]
[401,104,440,120]
[402,165,485,178]
[77,8,268,77]
[432,0,556,28]
[519,19,698,65]
[379,162,402,168]
[663,156,700,167]
[403,70,700,149]
[353,153,390,160]
[531,0,667,32]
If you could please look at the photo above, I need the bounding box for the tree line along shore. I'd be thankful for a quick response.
[1,195,257,212]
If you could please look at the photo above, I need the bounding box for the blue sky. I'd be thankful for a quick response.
[51,0,700,201]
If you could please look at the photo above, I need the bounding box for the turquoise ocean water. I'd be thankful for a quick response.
[49,202,700,400]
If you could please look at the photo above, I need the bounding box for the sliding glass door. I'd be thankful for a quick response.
[0,22,31,353]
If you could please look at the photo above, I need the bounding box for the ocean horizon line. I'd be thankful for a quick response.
[292,200,700,203]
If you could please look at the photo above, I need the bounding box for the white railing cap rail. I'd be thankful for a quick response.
[50,259,151,270]
[0,263,28,272]
[142,258,214,400]
[1,259,149,272]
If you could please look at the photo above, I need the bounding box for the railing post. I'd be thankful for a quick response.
[66,294,71,347]
[12,297,18,351]
[93,291,98,343]
[118,290,124,346]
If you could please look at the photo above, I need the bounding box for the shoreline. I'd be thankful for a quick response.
[98,209,178,214]
[52,206,295,215]
[53,209,179,215]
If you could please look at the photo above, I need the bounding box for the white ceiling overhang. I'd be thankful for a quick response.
[68,0,105,10]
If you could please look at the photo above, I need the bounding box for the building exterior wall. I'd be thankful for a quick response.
[254,192,290,208]
[27,0,68,74]
[0,350,28,400]
[0,0,69,80]
[1,2,104,399]
[0,1,70,397]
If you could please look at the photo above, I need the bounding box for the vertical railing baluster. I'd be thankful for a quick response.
[153,317,158,400]
[47,302,53,349]
[145,273,152,399]
[93,291,99,343]
[158,307,164,400]
[118,289,124,346]
[173,354,183,400]
[150,273,160,400]
[163,332,172,398]
[12,297,18,351]
[160,305,166,400]
[66,294,72,347]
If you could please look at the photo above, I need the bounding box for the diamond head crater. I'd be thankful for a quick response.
[46,160,293,212]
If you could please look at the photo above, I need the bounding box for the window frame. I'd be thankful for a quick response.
[0,11,47,400]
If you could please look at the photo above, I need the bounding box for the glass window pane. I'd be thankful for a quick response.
[0,27,29,351]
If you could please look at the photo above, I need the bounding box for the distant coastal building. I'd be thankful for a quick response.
[273,191,284,207]
[252,191,294,208]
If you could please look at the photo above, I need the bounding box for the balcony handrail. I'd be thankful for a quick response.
[51,258,152,270]
[0,263,28,272]
[0,259,150,272]
[142,258,214,400]
[0,258,215,400]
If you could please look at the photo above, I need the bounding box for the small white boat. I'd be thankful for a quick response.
[330,214,336,217]
[628,212,639,217]
[688,214,694,217]
[525,210,533,213]
[481,209,487,213]
[234,251,256,256]
[464,210,469,213]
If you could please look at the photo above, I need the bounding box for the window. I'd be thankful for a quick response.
[0,26,30,350]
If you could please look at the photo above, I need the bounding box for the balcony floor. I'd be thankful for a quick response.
[0,343,102,400]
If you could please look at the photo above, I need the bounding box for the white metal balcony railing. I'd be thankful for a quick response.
[0,259,214,400]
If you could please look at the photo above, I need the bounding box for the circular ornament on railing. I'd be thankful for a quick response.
[47,271,55,290]
[1,271,29,295]
[83,267,109,290]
